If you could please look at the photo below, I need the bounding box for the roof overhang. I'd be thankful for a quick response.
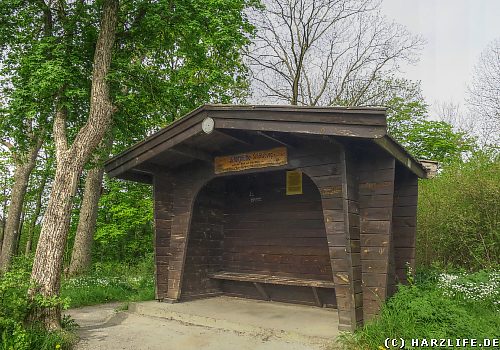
[104,104,428,182]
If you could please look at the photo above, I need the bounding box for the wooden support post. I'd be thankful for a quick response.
[312,287,322,307]
[153,172,174,300]
[164,166,214,301]
[392,167,418,287]
[253,282,270,301]
[300,143,362,331]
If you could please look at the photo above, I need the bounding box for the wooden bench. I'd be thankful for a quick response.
[209,271,335,307]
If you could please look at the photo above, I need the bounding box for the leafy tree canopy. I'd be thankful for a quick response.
[384,80,475,164]
[0,0,257,155]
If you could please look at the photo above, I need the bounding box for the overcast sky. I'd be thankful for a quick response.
[381,0,500,112]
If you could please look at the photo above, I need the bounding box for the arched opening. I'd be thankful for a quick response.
[181,170,337,308]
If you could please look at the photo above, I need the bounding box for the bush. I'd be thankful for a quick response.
[417,151,500,270]
[0,256,75,350]
[337,269,500,350]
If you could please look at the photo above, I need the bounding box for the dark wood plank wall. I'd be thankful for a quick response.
[221,172,332,280]
[181,179,225,298]
[357,150,396,321]
[153,172,174,299]
[392,164,418,284]
[294,140,361,330]
[219,170,337,307]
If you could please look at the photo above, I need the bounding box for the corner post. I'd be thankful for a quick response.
[165,166,214,301]
[153,172,174,300]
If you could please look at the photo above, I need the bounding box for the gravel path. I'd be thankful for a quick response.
[67,302,334,350]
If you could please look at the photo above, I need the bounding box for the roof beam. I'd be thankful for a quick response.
[169,145,212,163]
[215,118,386,138]
[106,123,204,178]
[213,129,254,146]
[373,137,427,178]
[255,131,297,148]
[117,170,153,184]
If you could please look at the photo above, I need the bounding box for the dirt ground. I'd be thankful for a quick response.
[67,297,338,350]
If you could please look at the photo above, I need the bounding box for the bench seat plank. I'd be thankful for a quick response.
[209,271,335,288]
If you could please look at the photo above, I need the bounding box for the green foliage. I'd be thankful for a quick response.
[417,151,500,269]
[0,256,75,350]
[61,257,155,308]
[337,269,500,350]
[111,0,257,149]
[91,179,153,264]
[386,91,475,164]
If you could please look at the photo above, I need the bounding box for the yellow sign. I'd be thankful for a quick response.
[286,170,303,195]
[214,147,287,174]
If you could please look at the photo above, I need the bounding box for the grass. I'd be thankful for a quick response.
[0,256,154,350]
[61,258,155,308]
[336,268,500,350]
[0,256,78,350]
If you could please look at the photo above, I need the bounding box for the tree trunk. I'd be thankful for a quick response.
[29,0,118,330]
[30,158,83,329]
[0,180,9,252]
[68,165,105,275]
[15,202,27,254]
[25,171,49,256]
[0,141,41,272]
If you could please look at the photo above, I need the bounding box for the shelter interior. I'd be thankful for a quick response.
[182,170,337,308]
[105,105,428,331]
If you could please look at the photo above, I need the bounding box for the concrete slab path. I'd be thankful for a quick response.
[67,296,339,350]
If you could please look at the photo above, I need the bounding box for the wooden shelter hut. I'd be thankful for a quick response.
[104,105,429,331]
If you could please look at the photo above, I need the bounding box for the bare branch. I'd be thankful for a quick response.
[248,0,424,107]
[466,38,500,145]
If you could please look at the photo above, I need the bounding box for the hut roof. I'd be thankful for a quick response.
[104,104,428,183]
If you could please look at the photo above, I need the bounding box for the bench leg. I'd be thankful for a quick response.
[312,287,322,307]
[253,282,270,301]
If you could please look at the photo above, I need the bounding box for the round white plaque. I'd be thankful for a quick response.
[202,117,214,134]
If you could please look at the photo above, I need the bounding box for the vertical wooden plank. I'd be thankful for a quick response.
[358,150,395,321]
[343,149,363,328]
[153,172,174,300]
[392,165,418,287]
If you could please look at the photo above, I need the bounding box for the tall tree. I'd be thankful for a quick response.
[467,38,500,145]
[248,0,423,105]
[25,151,53,256]
[0,133,43,271]
[384,80,475,163]
[0,147,13,249]
[68,0,256,276]
[1,0,255,329]
[68,138,111,276]
[29,0,119,329]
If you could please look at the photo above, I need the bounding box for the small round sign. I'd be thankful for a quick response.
[202,117,214,134]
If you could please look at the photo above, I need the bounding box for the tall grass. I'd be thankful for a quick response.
[61,254,155,308]
[337,269,500,350]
